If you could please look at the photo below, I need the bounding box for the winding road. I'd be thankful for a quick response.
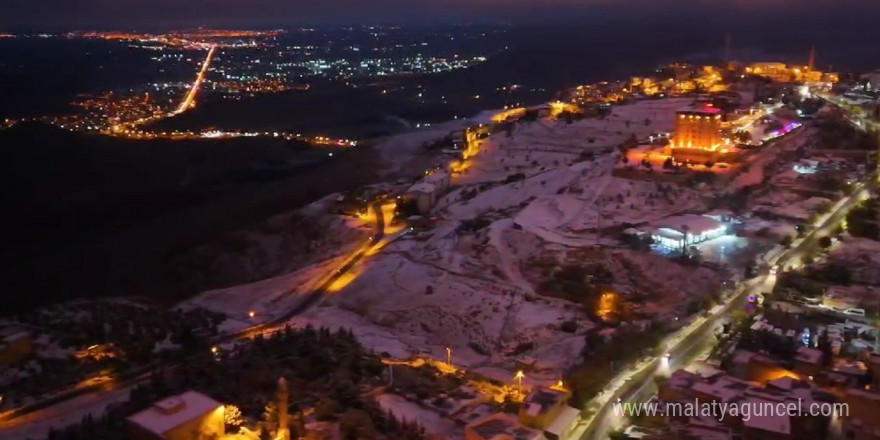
[0,202,389,436]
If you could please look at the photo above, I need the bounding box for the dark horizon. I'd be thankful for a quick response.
[4,0,880,31]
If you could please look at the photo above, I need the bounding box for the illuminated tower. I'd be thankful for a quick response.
[672,107,722,150]
[277,377,290,440]
[668,105,723,163]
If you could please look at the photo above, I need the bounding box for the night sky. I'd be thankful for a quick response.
[4,0,880,29]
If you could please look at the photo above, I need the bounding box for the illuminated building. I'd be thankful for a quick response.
[519,387,570,429]
[127,391,225,440]
[651,214,727,250]
[405,171,451,214]
[666,105,723,163]
[746,62,791,82]
[745,62,838,84]
[630,77,660,96]
[861,70,880,91]
[519,387,579,440]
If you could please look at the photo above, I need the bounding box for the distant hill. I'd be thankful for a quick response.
[0,123,376,315]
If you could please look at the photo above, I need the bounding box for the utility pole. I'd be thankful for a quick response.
[596,195,602,248]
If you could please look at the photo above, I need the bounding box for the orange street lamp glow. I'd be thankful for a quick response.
[515,370,525,395]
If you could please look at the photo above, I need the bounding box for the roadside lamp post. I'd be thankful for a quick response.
[515,370,525,396]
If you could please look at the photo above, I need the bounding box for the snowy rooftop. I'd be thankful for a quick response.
[544,406,580,438]
[127,391,222,437]
[675,422,733,440]
[742,398,791,435]
[408,182,436,194]
[467,412,542,440]
[424,171,449,185]
[765,376,801,392]
[654,214,724,236]
[677,105,722,115]
[795,346,823,366]
[1,331,30,342]
[691,374,753,404]
[667,369,696,390]
[523,387,567,417]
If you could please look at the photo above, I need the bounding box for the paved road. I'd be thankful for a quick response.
[0,202,387,430]
[575,92,879,438]
[171,45,216,115]
[235,201,386,339]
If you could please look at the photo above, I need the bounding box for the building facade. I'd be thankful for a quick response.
[666,106,723,163]
[127,391,225,440]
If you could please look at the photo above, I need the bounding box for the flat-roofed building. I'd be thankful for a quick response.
[404,171,451,214]
[519,387,569,429]
[741,397,792,440]
[842,388,880,440]
[651,214,728,250]
[793,346,824,377]
[465,412,543,440]
[126,391,224,440]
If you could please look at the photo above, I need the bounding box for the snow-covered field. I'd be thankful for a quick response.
[270,100,738,377]
[376,394,461,439]
[829,236,880,285]
[0,386,134,440]
[182,96,826,405]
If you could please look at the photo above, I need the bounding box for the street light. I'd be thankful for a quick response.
[515,370,525,395]
[446,347,452,367]
[248,311,255,318]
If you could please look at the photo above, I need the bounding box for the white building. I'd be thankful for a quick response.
[862,70,880,92]
[793,159,820,174]
[126,391,224,440]
[405,171,451,214]
[652,214,728,249]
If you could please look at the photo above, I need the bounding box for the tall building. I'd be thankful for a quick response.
[277,377,290,440]
[667,105,723,163]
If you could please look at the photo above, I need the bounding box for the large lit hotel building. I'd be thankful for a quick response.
[665,105,723,163]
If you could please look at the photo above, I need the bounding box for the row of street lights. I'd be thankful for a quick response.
[446,345,528,395]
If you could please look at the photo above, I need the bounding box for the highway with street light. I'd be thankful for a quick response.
[0,201,396,434]
[573,100,877,440]
[576,181,872,440]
